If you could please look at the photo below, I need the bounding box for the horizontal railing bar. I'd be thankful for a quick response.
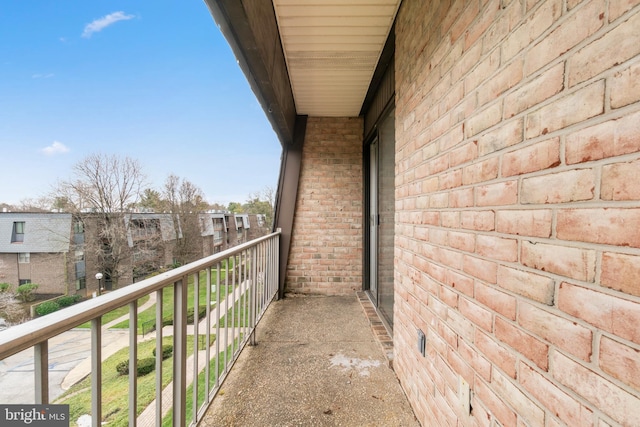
[0,230,280,360]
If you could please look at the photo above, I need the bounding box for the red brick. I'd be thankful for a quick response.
[495,209,552,237]
[568,10,640,86]
[497,265,555,305]
[601,252,640,297]
[477,118,523,156]
[476,281,516,320]
[495,317,549,370]
[446,345,474,386]
[521,241,596,282]
[467,101,503,137]
[491,369,545,426]
[450,141,478,167]
[518,302,593,361]
[502,0,562,61]
[474,378,517,427]
[451,0,480,43]
[502,137,560,176]
[525,80,604,139]
[462,157,499,185]
[449,187,474,208]
[610,0,640,21]
[477,235,518,262]
[445,269,474,297]
[447,307,475,341]
[460,297,493,331]
[551,350,640,426]
[558,282,640,344]
[463,255,497,284]
[465,48,501,96]
[475,330,517,379]
[556,208,640,248]
[439,169,463,190]
[459,338,492,382]
[449,230,475,252]
[519,362,591,427]
[441,211,460,228]
[460,210,495,231]
[476,180,518,206]
[477,58,524,107]
[464,0,500,50]
[599,336,640,390]
[430,192,449,208]
[504,63,564,118]
[482,0,522,56]
[565,110,640,164]
[440,284,459,309]
[525,0,605,75]
[601,159,640,201]
[610,60,640,109]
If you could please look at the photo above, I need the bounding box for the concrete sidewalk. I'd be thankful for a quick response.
[200,294,419,426]
[60,291,158,390]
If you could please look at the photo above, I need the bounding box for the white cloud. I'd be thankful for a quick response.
[82,11,135,38]
[32,73,54,79]
[41,141,70,156]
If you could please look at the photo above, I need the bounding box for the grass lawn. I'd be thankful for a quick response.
[112,266,232,334]
[55,334,215,427]
[77,295,150,329]
[162,338,238,427]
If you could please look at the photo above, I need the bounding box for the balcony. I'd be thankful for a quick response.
[0,232,417,426]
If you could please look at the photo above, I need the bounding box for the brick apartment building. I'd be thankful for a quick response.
[0,212,269,298]
[208,1,640,426]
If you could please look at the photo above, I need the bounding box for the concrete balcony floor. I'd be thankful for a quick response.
[200,293,419,426]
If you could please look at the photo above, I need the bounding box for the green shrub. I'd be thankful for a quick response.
[58,294,82,308]
[116,360,129,376]
[16,283,39,302]
[152,344,173,360]
[137,358,156,376]
[35,301,61,316]
[186,305,207,324]
[0,283,11,292]
[116,358,157,376]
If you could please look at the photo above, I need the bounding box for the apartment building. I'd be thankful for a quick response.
[0,211,270,297]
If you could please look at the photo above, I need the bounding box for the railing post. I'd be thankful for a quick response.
[129,300,138,427]
[34,341,48,404]
[250,246,257,346]
[155,289,164,427]
[173,278,187,427]
[91,317,102,427]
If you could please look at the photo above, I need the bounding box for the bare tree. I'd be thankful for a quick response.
[0,292,26,324]
[163,174,207,266]
[54,153,146,289]
[244,186,276,229]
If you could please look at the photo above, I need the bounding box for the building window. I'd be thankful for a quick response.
[75,277,86,290]
[18,253,30,263]
[19,279,31,285]
[73,220,85,245]
[73,220,84,234]
[11,222,25,243]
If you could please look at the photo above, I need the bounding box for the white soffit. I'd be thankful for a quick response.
[272,0,401,117]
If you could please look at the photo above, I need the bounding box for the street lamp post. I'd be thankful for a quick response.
[95,272,103,295]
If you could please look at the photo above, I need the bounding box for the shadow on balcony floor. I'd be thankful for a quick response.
[200,294,419,426]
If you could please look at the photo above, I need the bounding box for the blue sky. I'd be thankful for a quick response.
[0,1,282,206]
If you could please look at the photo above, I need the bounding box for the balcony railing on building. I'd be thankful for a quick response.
[0,231,280,427]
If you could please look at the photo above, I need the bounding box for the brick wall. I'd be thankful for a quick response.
[0,253,68,294]
[286,117,364,295]
[393,0,640,426]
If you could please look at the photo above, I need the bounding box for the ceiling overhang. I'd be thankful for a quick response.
[205,0,400,146]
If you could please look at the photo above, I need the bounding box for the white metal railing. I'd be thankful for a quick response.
[0,231,280,427]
